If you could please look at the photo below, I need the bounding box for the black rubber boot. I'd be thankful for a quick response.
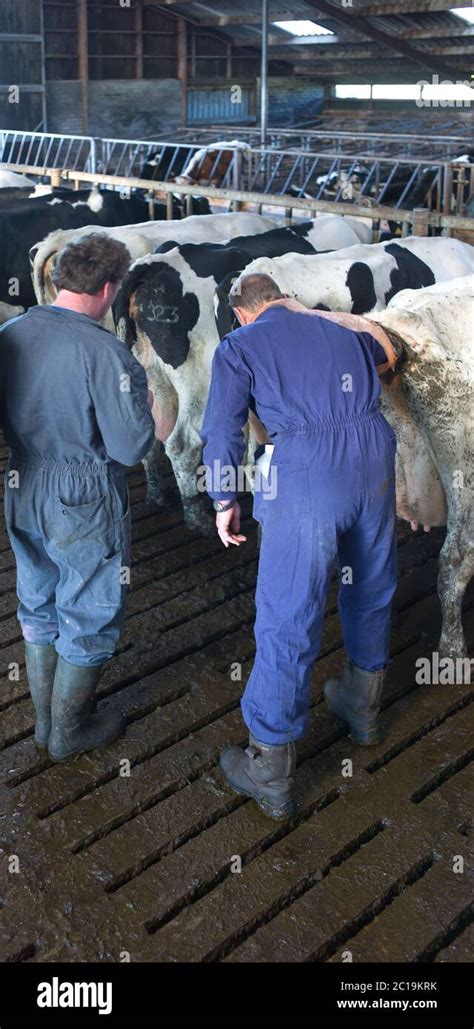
[24,641,58,747]
[48,657,126,762]
[220,733,296,820]
[324,661,384,746]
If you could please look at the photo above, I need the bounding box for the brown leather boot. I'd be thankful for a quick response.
[220,733,296,820]
[324,661,384,746]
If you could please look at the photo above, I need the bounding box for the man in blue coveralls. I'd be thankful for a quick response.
[0,233,155,762]
[201,272,397,820]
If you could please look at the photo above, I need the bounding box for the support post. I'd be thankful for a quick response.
[411,207,430,237]
[51,169,63,188]
[442,162,453,215]
[78,0,89,136]
[178,18,187,128]
[260,0,269,148]
[135,0,144,80]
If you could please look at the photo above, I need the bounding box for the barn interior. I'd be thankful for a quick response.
[0,0,473,987]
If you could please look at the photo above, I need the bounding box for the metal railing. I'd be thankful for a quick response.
[0,129,96,173]
[158,124,472,159]
[1,129,472,214]
[2,161,474,241]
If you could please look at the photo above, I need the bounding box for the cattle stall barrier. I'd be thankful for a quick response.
[2,161,474,242]
[1,129,473,215]
[158,123,472,159]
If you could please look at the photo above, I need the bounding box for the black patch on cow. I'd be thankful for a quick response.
[174,242,244,280]
[0,189,175,308]
[345,262,377,314]
[114,262,199,368]
[313,303,331,311]
[230,225,316,259]
[140,265,199,368]
[383,242,435,305]
[154,240,180,254]
[215,273,240,338]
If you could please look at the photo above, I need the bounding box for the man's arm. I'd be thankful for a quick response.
[201,339,252,547]
[201,339,252,503]
[89,342,156,466]
[268,299,396,371]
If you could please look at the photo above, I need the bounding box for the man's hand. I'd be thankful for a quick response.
[216,502,247,548]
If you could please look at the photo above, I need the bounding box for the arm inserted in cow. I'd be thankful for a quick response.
[267,299,398,373]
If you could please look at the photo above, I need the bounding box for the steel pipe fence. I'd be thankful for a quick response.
[1,129,472,215]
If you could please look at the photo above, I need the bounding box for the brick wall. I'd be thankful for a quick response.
[46,79,181,138]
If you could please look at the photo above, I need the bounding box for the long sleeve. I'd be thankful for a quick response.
[357,331,388,368]
[88,341,155,467]
[201,338,252,503]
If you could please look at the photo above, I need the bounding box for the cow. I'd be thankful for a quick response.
[366,278,473,658]
[114,227,468,530]
[139,145,190,182]
[31,211,276,311]
[0,301,24,324]
[0,169,37,198]
[0,186,188,310]
[174,140,250,188]
[232,238,473,317]
[140,140,250,189]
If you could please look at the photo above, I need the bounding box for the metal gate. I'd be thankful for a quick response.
[1,128,472,214]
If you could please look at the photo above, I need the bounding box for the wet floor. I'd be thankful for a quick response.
[0,437,472,963]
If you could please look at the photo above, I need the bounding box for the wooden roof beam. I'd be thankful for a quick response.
[285,42,474,58]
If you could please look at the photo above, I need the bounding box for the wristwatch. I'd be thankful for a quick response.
[213,499,235,512]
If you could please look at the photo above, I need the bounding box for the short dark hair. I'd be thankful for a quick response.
[52,232,131,295]
[229,272,284,312]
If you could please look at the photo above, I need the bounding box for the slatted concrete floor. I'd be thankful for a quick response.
[0,437,473,963]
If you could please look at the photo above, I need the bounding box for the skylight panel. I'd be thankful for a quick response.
[273,20,334,36]
[450,8,474,22]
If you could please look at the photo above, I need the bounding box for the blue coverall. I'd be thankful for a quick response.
[201,305,397,745]
[0,305,155,666]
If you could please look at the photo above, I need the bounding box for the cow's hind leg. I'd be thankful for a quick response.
[165,417,215,535]
[437,515,474,659]
[142,438,167,507]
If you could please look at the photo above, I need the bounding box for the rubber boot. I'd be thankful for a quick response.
[220,733,296,820]
[324,661,384,746]
[48,657,126,762]
[24,641,58,747]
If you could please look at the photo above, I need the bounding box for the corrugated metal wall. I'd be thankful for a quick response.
[187,87,252,124]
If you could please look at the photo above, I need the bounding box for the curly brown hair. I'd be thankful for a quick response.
[52,232,131,295]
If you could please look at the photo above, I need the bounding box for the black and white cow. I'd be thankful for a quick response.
[0,169,37,199]
[114,228,472,530]
[114,215,368,523]
[139,145,190,182]
[0,300,24,324]
[235,237,473,315]
[31,211,276,311]
[368,278,473,658]
[275,276,474,659]
[137,146,211,214]
[0,186,185,309]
